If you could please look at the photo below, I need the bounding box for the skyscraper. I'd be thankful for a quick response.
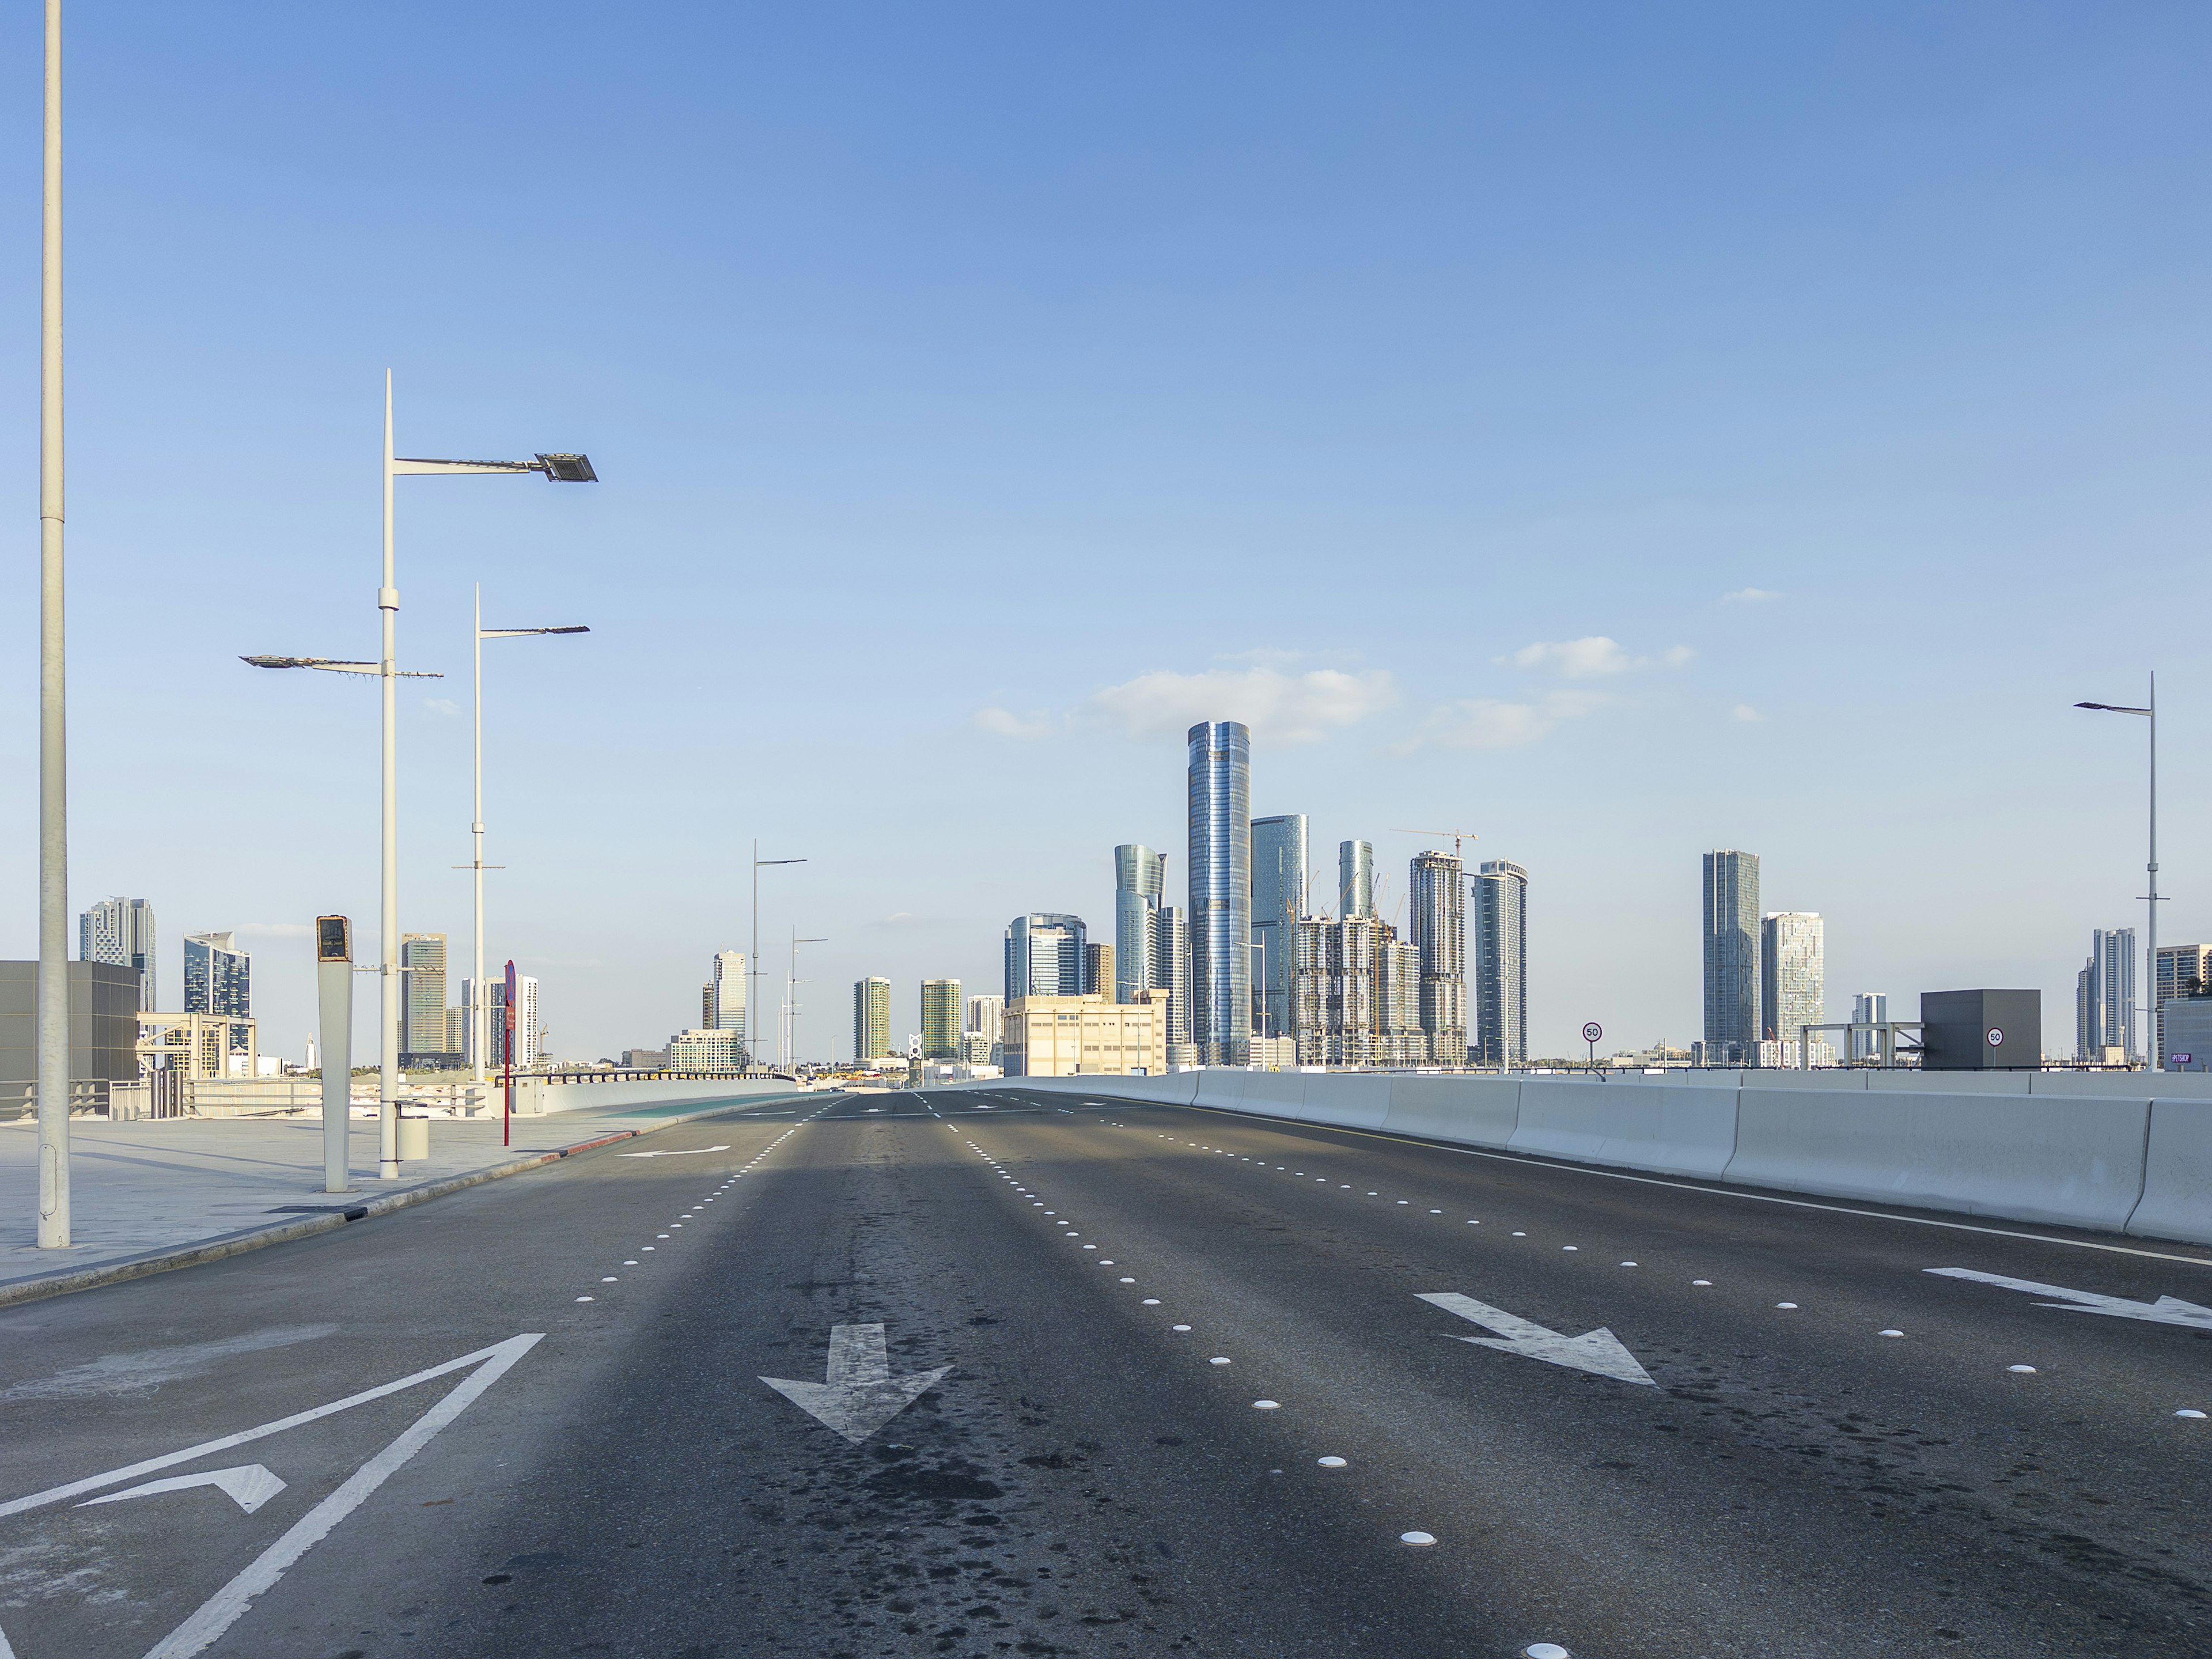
[1408,851,1466,1065]
[2078,927,2138,1061]
[1293,913,1381,1067]
[183,932,252,1058]
[1471,859,1528,1066]
[1154,905,1192,1052]
[1082,942,1115,998]
[1701,851,1761,1066]
[2153,944,2210,1064]
[1251,814,1307,1042]
[1004,914,1086,1001]
[1187,720,1252,1065]
[854,977,892,1059]
[465,975,539,1069]
[1377,935,1424,1064]
[708,950,747,1041]
[921,979,962,1059]
[1113,844,1166,1005]
[1339,840,1374,921]
[1760,912,1825,1061]
[400,933,450,1057]
[79,896,156,1010]
[965,994,1004,1047]
[1851,992,1888,1062]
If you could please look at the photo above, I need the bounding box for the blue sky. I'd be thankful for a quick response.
[0,3,2206,1062]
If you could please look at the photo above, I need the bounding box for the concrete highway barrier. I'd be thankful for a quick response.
[2126,1097,2212,1245]
[1514,1078,1739,1178]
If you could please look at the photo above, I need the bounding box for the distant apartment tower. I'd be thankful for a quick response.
[183,931,252,1056]
[400,933,452,1058]
[1082,942,1115,998]
[1408,851,1466,1065]
[1339,840,1374,921]
[2077,927,2138,1061]
[464,975,540,1069]
[1701,851,1761,1067]
[1760,912,1824,1062]
[1188,721,1252,1065]
[79,896,157,1010]
[1293,914,1380,1067]
[1471,860,1528,1066]
[1850,992,1888,1061]
[706,950,746,1041]
[854,977,892,1059]
[965,993,1005,1045]
[1154,905,1192,1054]
[1251,814,1306,1041]
[1113,844,1166,1004]
[2154,945,2211,1064]
[1005,914,1085,1002]
[921,979,963,1059]
[1377,935,1425,1065]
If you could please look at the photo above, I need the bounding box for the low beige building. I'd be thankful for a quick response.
[1003,992,1164,1078]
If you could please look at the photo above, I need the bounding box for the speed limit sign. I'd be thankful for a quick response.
[1582,1021,1603,1044]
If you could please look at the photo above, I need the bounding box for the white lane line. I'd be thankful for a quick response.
[138,1334,544,1659]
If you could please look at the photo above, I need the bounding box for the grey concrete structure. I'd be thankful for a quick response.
[0,960,141,1089]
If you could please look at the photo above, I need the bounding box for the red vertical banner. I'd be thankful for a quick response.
[503,959,518,1146]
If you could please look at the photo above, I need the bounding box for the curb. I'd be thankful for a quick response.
[0,1094,803,1312]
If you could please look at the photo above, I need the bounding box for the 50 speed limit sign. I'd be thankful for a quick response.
[1582,1021,1603,1044]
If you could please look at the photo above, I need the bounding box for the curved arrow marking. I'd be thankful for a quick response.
[1418,1291,1656,1385]
[762,1324,951,1444]
[79,1464,286,1516]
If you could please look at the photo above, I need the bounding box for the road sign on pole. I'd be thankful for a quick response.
[503,959,517,1146]
[1582,1021,1603,1067]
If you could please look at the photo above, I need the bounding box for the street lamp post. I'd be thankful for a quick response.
[785,932,828,1068]
[35,0,67,1248]
[751,843,805,1069]
[2077,676,2162,1070]
[464,593,588,1092]
[249,378,595,1177]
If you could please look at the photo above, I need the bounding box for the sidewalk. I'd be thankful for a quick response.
[0,1092,812,1305]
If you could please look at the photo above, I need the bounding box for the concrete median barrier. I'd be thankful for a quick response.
[1725,1086,2150,1230]
[1510,1078,1740,1177]
[1383,1075,1520,1147]
[2125,1097,2212,1245]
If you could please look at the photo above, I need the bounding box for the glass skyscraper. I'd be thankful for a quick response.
[184,931,252,1056]
[1471,859,1527,1066]
[1250,814,1306,1042]
[1702,850,1762,1066]
[1004,914,1086,1002]
[1187,721,1251,1065]
[1154,905,1192,1050]
[1760,911,1825,1058]
[1113,844,1166,1005]
[1339,840,1374,921]
[854,977,891,1059]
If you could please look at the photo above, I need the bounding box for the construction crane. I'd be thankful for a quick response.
[1391,827,1480,861]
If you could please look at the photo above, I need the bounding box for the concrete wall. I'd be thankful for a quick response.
[948,1069,2212,1248]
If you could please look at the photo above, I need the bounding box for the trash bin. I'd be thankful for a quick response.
[397,1115,430,1161]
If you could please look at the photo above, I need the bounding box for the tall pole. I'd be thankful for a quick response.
[472,585,486,1089]
[751,838,759,1073]
[35,0,69,1248]
[378,373,400,1177]
[2149,672,2160,1071]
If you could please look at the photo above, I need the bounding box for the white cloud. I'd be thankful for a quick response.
[1733,703,1764,722]
[1085,666,1398,745]
[423,698,461,718]
[1499,637,1694,679]
[1409,690,1613,751]
[974,707,1056,740]
[1722,587,1781,604]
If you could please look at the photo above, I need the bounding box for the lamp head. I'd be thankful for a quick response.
[535,453,598,483]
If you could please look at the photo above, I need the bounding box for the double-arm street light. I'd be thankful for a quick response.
[785,933,828,1069]
[752,843,805,1069]
[248,374,594,1177]
[2077,676,2163,1070]
[462,593,589,1088]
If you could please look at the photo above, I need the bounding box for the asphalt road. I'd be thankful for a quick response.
[2,1084,2209,1659]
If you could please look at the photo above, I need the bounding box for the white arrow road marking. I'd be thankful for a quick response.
[79,1464,286,1516]
[761,1324,952,1444]
[1416,1292,1656,1385]
[1926,1268,2212,1330]
[616,1145,733,1158]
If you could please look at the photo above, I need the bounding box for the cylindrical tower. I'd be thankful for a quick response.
[1187,721,1251,1065]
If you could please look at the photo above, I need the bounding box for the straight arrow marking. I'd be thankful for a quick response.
[1417,1292,1656,1385]
[762,1324,951,1444]
[1925,1267,2212,1330]
[79,1464,286,1516]
[616,1145,732,1158]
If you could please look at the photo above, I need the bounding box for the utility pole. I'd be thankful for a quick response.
[36,0,69,1248]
